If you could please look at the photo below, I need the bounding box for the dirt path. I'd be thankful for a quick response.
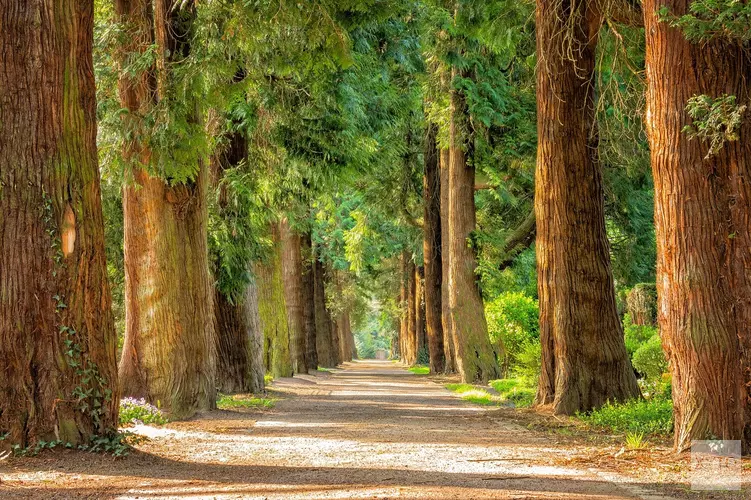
[0,360,693,498]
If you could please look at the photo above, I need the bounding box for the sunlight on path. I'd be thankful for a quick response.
[1,360,674,499]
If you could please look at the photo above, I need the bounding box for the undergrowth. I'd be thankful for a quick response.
[216,393,275,410]
[489,379,535,407]
[445,383,500,406]
[119,398,169,426]
[408,365,429,375]
[578,397,673,435]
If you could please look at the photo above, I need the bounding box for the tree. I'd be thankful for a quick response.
[439,148,456,373]
[281,218,308,374]
[447,67,500,383]
[0,0,119,446]
[314,248,336,367]
[301,231,319,370]
[534,0,640,413]
[116,0,216,419]
[256,225,293,378]
[423,123,445,373]
[643,0,751,451]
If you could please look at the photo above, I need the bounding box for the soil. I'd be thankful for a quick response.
[1,360,748,499]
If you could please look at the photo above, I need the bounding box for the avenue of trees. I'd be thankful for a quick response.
[1,0,750,455]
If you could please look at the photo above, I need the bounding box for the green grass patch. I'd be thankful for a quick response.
[408,365,429,375]
[489,378,536,408]
[216,394,275,410]
[445,383,501,406]
[578,397,673,435]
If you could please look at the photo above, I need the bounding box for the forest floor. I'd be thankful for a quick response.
[1,359,749,499]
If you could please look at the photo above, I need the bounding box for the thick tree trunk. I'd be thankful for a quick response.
[0,0,119,447]
[280,219,307,374]
[643,0,751,452]
[214,283,264,394]
[255,225,292,378]
[116,0,216,419]
[405,259,417,365]
[313,251,336,367]
[534,0,640,414]
[447,69,500,384]
[301,231,318,371]
[440,148,456,373]
[398,252,409,362]
[415,266,427,362]
[211,129,264,395]
[424,123,445,373]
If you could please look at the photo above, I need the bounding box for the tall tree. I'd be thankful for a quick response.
[313,249,336,367]
[439,148,456,373]
[281,218,308,374]
[643,0,751,451]
[0,0,119,446]
[423,123,445,373]
[447,67,500,383]
[534,0,640,413]
[301,231,318,370]
[116,0,216,419]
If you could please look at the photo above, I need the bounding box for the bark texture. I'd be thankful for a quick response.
[0,0,119,446]
[534,0,640,414]
[643,0,751,451]
[280,219,307,374]
[424,124,445,373]
[447,69,500,383]
[313,251,336,367]
[439,148,456,373]
[301,232,318,370]
[255,225,292,378]
[415,266,427,362]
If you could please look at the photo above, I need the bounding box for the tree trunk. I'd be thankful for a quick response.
[301,231,318,371]
[643,0,751,452]
[405,259,417,365]
[424,123,445,373]
[313,250,336,367]
[255,225,292,378]
[280,218,307,374]
[626,283,657,327]
[214,283,264,394]
[0,0,119,447]
[534,0,640,414]
[415,266,427,363]
[324,265,342,366]
[116,0,216,419]
[447,69,500,383]
[440,148,456,373]
[211,129,264,395]
[399,252,409,362]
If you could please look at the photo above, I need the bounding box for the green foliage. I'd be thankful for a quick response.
[514,340,541,387]
[485,292,538,376]
[625,431,647,450]
[683,94,747,158]
[579,398,674,435]
[408,365,430,375]
[416,346,430,365]
[216,394,275,410]
[119,398,169,426]
[632,334,668,382]
[623,314,657,358]
[445,384,500,406]
[489,378,535,407]
[660,1,751,42]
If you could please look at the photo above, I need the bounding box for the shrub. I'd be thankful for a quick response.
[416,345,430,365]
[623,313,656,357]
[632,333,668,381]
[579,397,673,435]
[485,292,539,376]
[119,398,168,426]
[513,340,541,387]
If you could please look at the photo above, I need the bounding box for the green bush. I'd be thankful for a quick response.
[485,292,539,376]
[579,397,673,435]
[623,313,656,357]
[416,345,430,365]
[633,333,668,381]
[119,398,168,426]
[514,340,541,386]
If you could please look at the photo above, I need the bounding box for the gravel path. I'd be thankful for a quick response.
[1,360,677,499]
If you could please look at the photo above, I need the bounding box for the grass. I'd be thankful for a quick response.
[578,397,673,435]
[216,393,276,410]
[625,431,647,450]
[408,365,429,375]
[489,378,535,408]
[317,367,334,373]
[445,383,501,406]
[264,374,274,385]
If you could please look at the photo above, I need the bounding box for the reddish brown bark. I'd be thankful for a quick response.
[313,250,336,367]
[116,0,216,419]
[404,259,417,365]
[643,0,751,451]
[301,231,318,370]
[439,148,456,373]
[280,219,308,374]
[534,0,640,414]
[424,123,445,373]
[447,68,500,383]
[0,0,119,446]
[415,266,427,362]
